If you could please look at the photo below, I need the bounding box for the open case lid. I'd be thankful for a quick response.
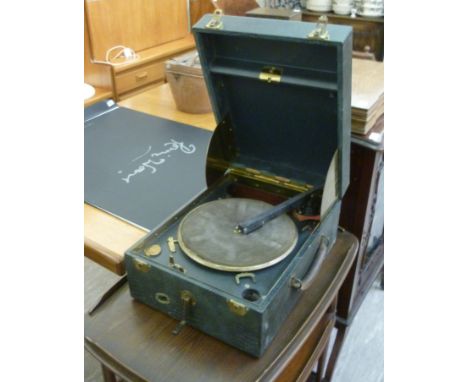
[193,14,352,197]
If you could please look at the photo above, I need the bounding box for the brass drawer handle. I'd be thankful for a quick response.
[135,71,148,81]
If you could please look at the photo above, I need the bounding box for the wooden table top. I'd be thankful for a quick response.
[84,84,216,274]
[85,231,358,382]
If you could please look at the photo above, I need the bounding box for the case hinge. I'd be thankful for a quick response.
[228,167,311,193]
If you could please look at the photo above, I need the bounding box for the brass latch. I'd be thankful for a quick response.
[259,67,282,83]
[308,15,330,41]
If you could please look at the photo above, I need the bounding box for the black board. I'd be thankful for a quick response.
[84,101,212,230]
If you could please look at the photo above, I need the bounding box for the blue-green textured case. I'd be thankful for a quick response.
[125,14,352,357]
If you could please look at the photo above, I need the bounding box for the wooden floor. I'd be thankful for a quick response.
[84,257,384,382]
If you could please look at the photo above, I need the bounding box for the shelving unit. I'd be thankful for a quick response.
[84,11,113,107]
[84,0,197,101]
[302,10,384,61]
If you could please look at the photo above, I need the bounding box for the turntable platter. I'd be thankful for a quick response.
[177,198,298,272]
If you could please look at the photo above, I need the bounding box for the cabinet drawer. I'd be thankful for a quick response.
[115,62,165,95]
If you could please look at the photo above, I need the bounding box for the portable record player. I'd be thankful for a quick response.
[125,13,352,357]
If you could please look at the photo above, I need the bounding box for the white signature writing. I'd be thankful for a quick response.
[119,139,196,184]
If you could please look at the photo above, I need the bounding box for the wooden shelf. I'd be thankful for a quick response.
[302,10,384,23]
[112,35,196,74]
[85,0,190,61]
[105,35,196,100]
[302,10,384,61]
[85,0,195,101]
[85,9,113,105]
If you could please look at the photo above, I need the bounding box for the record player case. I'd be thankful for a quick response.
[125,14,352,357]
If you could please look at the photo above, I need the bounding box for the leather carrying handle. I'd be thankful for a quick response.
[291,235,330,291]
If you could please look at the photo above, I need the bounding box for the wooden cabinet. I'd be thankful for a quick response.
[84,10,113,107]
[110,36,196,100]
[324,117,384,381]
[85,0,196,100]
[338,117,384,320]
[114,62,165,95]
[189,0,215,27]
[302,11,384,61]
[85,0,190,62]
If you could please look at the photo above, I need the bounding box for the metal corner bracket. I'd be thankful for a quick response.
[227,299,249,316]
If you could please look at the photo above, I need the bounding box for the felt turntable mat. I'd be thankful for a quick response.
[178,198,298,272]
[85,104,212,230]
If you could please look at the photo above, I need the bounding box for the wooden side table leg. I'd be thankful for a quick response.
[101,364,118,382]
[380,265,384,290]
[317,296,338,382]
[316,339,329,382]
[324,322,350,382]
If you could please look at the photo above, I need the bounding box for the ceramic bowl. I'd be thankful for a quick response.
[357,5,383,17]
[333,4,352,14]
[332,0,352,5]
[355,0,383,7]
[308,0,332,4]
[306,0,332,12]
